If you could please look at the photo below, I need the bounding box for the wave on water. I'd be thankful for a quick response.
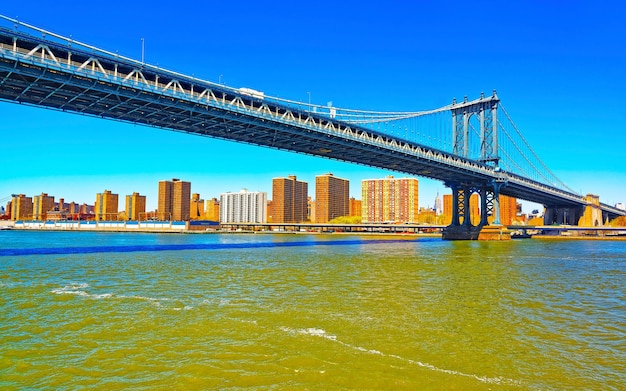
[0,238,416,257]
[49,283,191,310]
[280,326,522,387]
[50,283,91,296]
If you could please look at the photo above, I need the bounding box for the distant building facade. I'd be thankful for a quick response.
[204,198,220,221]
[272,175,308,223]
[308,197,315,223]
[495,195,518,225]
[190,193,205,220]
[434,193,443,216]
[418,207,437,224]
[315,173,349,223]
[11,194,33,221]
[95,190,119,220]
[125,192,146,220]
[443,194,452,225]
[361,176,419,223]
[220,190,267,223]
[349,197,362,218]
[158,178,191,221]
[33,193,55,220]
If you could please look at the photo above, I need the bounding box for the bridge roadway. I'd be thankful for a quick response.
[0,20,623,219]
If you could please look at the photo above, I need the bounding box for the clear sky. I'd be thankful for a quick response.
[1,1,625,213]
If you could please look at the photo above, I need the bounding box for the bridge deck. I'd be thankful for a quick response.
[0,23,623,219]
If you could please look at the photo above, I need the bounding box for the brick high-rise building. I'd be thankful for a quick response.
[158,178,191,221]
[272,175,308,223]
[349,197,362,218]
[315,173,349,223]
[95,190,119,221]
[125,192,146,220]
[361,176,419,223]
[443,194,453,225]
[10,194,33,221]
[33,193,55,220]
[493,195,518,225]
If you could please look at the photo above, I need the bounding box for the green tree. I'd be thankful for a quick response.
[329,216,362,224]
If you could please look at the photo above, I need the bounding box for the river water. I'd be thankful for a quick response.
[0,231,624,390]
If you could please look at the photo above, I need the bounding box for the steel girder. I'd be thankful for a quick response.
[0,27,621,218]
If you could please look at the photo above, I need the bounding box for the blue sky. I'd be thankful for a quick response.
[1,1,625,212]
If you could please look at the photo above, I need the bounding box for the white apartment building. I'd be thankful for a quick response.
[219,189,267,223]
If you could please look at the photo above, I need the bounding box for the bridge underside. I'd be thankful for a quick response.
[0,25,623,234]
[0,55,587,206]
[0,46,494,186]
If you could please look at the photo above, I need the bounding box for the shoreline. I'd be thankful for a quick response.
[3,226,626,241]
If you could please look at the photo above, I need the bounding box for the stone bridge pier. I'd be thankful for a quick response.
[544,194,607,227]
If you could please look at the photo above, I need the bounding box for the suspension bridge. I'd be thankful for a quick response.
[0,15,623,239]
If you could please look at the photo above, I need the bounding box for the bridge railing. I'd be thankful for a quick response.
[504,172,585,205]
[1,25,511,184]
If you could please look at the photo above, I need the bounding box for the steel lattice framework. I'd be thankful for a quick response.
[0,15,623,223]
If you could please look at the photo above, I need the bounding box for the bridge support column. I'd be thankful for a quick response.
[462,186,472,228]
[443,180,512,240]
[442,183,482,240]
[491,182,503,226]
[480,186,489,226]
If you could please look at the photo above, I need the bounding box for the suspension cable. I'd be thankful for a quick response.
[499,104,576,193]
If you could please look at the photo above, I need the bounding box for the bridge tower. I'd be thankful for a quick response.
[443,91,507,240]
[451,90,500,164]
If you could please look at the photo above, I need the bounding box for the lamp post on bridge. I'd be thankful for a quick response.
[307,91,311,112]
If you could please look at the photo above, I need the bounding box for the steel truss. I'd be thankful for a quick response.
[0,19,624,220]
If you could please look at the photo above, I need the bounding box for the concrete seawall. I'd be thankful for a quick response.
[12,220,188,233]
[0,220,15,229]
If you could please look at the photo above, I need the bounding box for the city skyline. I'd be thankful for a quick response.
[4,172,436,215]
[1,2,625,212]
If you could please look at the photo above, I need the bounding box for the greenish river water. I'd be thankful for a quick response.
[1,231,624,390]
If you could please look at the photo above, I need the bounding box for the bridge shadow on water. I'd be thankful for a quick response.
[0,237,430,257]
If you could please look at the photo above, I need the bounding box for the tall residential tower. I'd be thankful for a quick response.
[220,190,267,223]
[361,176,419,223]
[95,190,119,221]
[315,173,349,223]
[158,178,191,221]
[272,175,308,223]
[125,192,146,220]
